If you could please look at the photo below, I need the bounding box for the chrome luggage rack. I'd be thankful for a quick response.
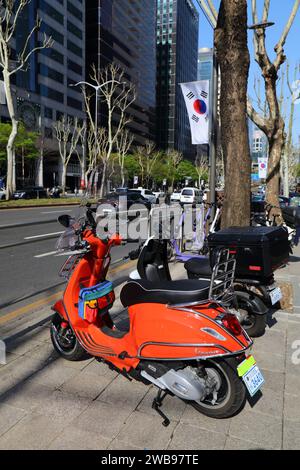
[169,248,236,309]
[209,248,236,303]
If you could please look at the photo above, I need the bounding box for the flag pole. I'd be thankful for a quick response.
[209,49,218,214]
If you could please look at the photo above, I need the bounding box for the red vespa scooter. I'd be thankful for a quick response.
[50,207,264,425]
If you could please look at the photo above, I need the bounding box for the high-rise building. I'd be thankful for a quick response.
[86,0,157,145]
[197,48,213,82]
[0,0,86,190]
[156,0,199,160]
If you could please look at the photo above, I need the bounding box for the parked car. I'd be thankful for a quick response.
[98,191,151,219]
[0,187,6,200]
[180,187,202,205]
[153,191,166,203]
[13,186,48,200]
[130,188,157,204]
[170,190,181,203]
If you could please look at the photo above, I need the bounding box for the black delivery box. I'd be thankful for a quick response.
[208,226,290,280]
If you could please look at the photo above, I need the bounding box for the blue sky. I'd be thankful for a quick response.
[193,0,300,144]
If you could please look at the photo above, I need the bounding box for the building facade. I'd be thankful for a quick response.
[248,121,269,182]
[156,0,199,160]
[197,48,214,160]
[197,47,213,82]
[0,0,86,190]
[86,0,157,145]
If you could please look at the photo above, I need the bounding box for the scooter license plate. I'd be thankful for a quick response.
[237,356,265,397]
[269,287,282,306]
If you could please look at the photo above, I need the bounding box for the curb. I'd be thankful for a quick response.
[0,201,81,210]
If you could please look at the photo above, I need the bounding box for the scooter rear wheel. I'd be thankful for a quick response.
[190,358,246,419]
[50,313,88,361]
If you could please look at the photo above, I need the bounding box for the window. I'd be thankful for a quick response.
[39,64,64,84]
[39,1,64,25]
[40,47,64,65]
[67,96,82,110]
[39,85,64,103]
[67,20,82,39]
[182,189,193,196]
[67,1,83,21]
[41,24,64,45]
[67,40,82,57]
[44,107,53,119]
[67,59,82,75]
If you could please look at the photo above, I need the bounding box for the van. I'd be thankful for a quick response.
[180,187,202,205]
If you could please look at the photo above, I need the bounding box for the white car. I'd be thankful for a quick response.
[130,188,157,204]
[180,187,202,205]
[170,191,181,203]
[0,187,6,200]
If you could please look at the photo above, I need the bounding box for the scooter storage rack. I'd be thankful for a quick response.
[208,249,236,302]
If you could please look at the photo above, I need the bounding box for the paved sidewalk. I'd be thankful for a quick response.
[0,252,300,450]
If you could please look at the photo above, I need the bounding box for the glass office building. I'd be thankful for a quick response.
[86,0,156,144]
[156,0,199,160]
[1,0,86,189]
[197,48,213,82]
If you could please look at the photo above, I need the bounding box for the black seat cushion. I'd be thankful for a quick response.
[184,257,212,278]
[120,279,210,307]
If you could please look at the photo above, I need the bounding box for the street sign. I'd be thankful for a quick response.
[258,158,268,179]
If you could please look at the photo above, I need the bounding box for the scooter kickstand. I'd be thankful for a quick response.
[152,389,170,427]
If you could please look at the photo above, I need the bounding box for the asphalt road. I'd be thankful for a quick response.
[0,205,138,312]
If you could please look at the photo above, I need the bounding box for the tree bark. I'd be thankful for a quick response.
[3,70,18,199]
[99,161,107,198]
[61,165,67,195]
[215,0,251,228]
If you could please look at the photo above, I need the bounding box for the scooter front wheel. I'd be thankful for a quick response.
[190,358,246,419]
[50,313,88,361]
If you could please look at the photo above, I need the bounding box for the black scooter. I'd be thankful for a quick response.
[128,237,269,337]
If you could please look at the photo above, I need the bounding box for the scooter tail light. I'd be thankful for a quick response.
[249,265,262,271]
[221,313,242,336]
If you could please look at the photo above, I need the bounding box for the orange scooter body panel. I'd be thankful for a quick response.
[128,302,249,361]
[54,231,251,373]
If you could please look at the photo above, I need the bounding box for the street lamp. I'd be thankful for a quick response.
[69,79,126,137]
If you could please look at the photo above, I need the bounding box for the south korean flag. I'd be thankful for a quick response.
[180,80,210,145]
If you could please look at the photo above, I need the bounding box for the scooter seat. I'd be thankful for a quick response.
[120,279,210,307]
[184,257,212,278]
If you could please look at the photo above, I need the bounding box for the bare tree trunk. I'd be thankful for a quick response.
[215,0,251,228]
[121,165,125,188]
[266,122,285,207]
[3,71,18,199]
[61,165,67,195]
[99,161,107,198]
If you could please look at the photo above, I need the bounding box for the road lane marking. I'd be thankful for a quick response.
[0,259,136,326]
[34,251,60,258]
[41,210,72,214]
[25,231,63,240]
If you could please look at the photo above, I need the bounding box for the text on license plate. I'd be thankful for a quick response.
[269,287,282,305]
[237,356,264,397]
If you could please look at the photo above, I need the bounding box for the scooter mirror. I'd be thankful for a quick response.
[58,214,72,228]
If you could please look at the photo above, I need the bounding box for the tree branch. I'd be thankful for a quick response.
[274,0,300,71]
